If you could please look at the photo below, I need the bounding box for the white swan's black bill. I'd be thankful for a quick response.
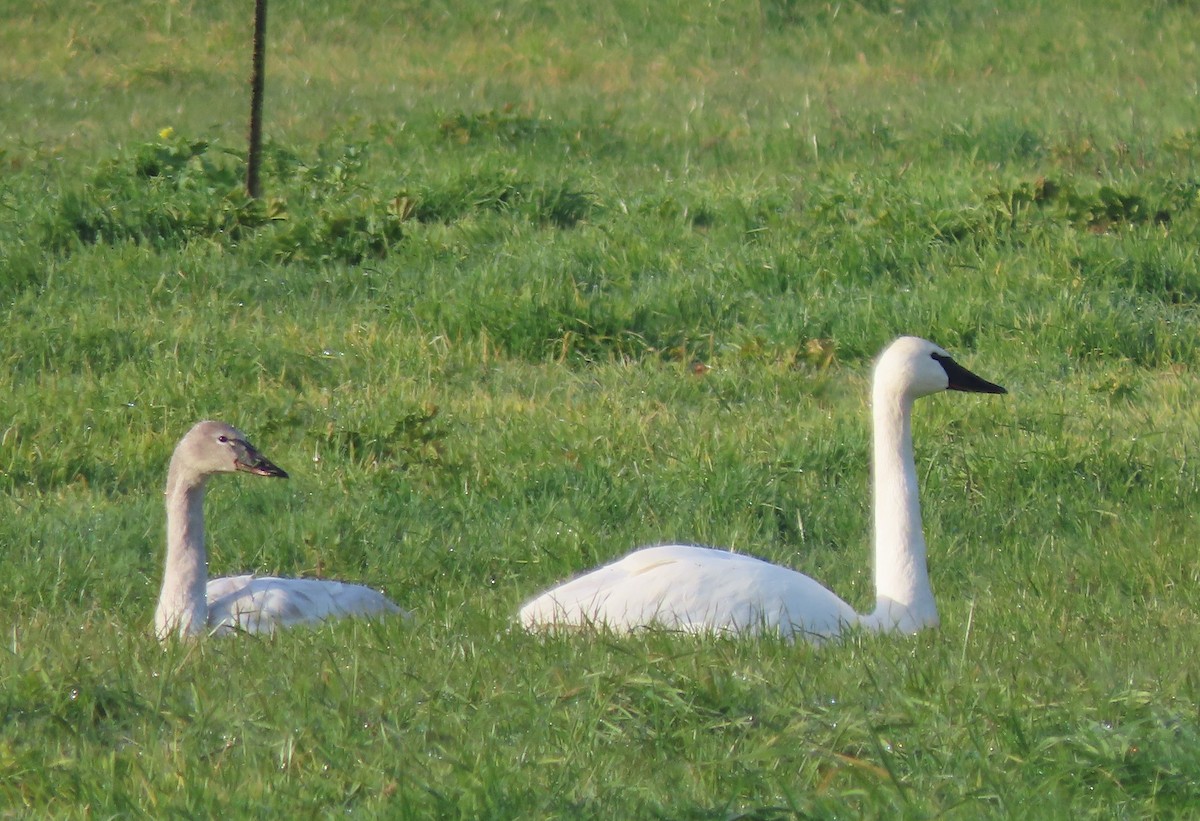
[932,353,1006,395]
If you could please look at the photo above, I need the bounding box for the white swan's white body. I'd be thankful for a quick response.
[518,336,1006,641]
[154,421,405,640]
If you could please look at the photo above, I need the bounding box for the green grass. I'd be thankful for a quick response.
[5,0,1200,815]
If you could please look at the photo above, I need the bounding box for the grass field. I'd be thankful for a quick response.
[4,0,1200,816]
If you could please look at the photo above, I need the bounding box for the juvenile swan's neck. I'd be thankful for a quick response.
[867,384,938,633]
[154,458,210,639]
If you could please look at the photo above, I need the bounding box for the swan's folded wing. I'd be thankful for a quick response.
[207,576,405,634]
[519,544,858,638]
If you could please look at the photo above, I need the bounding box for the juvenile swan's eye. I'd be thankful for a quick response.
[217,435,229,443]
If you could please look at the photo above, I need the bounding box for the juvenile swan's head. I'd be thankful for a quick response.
[172,420,289,480]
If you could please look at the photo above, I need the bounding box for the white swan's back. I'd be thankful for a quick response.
[518,336,1006,641]
[518,544,859,639]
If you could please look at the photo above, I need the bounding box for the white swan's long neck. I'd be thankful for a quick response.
[866,384,938,634]
[154,459,210,639]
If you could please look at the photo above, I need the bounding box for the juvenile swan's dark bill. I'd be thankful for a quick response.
[232,441,289,478]
[932,353,1006,395]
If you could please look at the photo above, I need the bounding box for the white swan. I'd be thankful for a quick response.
[518,336,1006,641]
[154,420,405,640]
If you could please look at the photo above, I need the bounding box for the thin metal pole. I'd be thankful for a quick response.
[246,0,268,198]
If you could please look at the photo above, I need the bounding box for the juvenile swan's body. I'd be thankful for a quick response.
[519,337,1006,641]
[154,421,404,640]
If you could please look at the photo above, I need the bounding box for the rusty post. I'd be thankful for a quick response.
[246,0,268,198]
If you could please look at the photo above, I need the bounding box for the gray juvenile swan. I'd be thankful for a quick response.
[518,336,1006,641]
[154,420,404,639]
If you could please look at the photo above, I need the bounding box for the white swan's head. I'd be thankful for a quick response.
[875,336,1007,400]
[173,420,289,480]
